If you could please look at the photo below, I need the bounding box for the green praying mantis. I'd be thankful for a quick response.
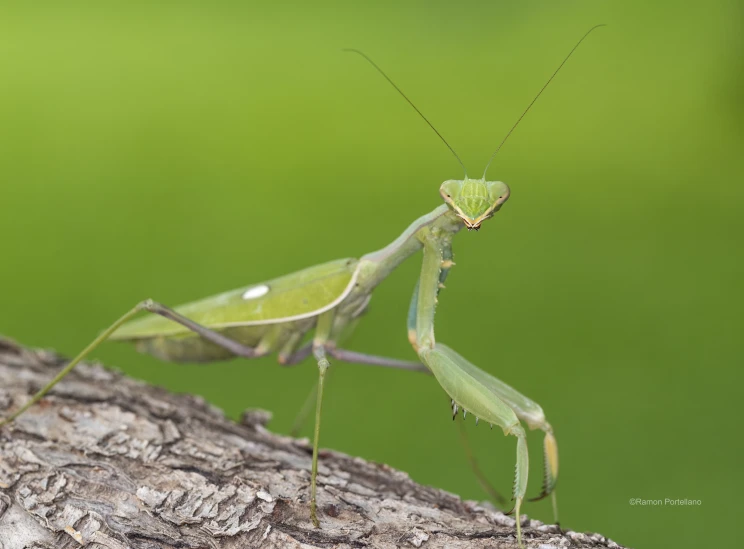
[1,26,603,548]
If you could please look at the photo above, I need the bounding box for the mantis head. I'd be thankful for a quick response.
[440,178,510,231]
[348,25,602,234]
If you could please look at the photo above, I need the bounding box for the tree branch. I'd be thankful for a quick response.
[0,337,626,548]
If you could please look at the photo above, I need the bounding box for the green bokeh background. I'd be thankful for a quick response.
[1,2,741,547]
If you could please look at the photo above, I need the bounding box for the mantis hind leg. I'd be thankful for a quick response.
[0,299,265,427]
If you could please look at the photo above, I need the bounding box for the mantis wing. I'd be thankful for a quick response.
[110,258,359,340]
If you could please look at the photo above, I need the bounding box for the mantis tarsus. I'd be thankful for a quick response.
[1,26,603,548]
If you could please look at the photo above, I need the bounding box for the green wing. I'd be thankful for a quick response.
[111,258,359,340]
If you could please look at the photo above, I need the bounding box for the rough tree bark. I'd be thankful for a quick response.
[0,337,626,549]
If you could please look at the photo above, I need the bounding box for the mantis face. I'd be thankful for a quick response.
[440,178,510,230]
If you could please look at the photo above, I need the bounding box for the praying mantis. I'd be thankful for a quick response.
[0,26,603,548]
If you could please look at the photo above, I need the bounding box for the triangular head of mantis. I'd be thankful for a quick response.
[439,178,510,231]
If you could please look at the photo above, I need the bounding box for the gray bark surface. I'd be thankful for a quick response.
[0,337,626,548]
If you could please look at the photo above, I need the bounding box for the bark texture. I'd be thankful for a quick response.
[0,337,626,549]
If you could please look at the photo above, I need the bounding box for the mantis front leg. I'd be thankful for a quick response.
[411,234,559,547]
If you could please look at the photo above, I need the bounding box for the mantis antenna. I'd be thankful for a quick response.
[344,48,468,178]
[482,24,606,180]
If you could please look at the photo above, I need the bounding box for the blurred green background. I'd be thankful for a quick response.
[1,2,741,547]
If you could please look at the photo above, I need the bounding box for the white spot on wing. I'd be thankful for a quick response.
[242,284,269,300]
